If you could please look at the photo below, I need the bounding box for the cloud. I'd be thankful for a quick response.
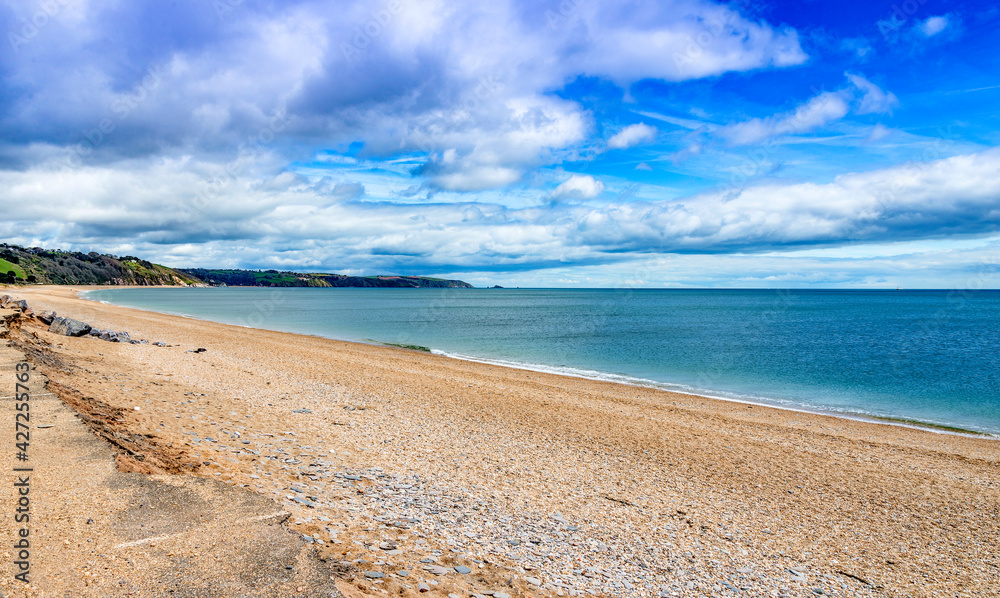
[0,0,806,194]
[865,124,893,143]
[919,15,949,37]
[713,73,898,146]
[607,123,657,150]
[846,73,899,114]
[635,162,653,171]
[717,92,849,146]
[3,147,1000,275]
[549,175,605,200]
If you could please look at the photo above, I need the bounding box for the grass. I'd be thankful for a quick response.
[0,258,26,279]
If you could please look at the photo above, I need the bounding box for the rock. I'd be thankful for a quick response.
[424,565,450,576]
[418,582,430,592]
[100,330,131,343]
[2,297,28,311]
[38,311,57,325]
[153,341,166,346]
[454,565,472,574]
[525,577,542,586]
[187,347,207,353]
[364,571,385,579]
[396,570,409,577]
[494,593,510,598]
[48,316,92,337]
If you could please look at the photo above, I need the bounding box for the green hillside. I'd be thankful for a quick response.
[0,244,202,286]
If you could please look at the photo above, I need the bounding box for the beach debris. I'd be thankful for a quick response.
[188,347,207,353]
[48,316,93,337]
[153,341,166,346]
[38,310,57,325]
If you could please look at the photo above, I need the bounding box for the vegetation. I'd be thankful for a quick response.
[179,268,474,288]
[0,244,475,289]
[0,244,201,286]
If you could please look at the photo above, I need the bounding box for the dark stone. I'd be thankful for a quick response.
[100,330,131,343]
[48,316,92,337]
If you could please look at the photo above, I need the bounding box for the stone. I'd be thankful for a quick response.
[418,582,430,592]
[396,570,409,577]
[5,299,27,311]
[424,565,450,576]
[525,577,542,586]
[48,316,92,337]
[454,565,472,574]
[100,330,131,343]
[364,571,385,579]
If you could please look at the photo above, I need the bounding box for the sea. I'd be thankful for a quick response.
[84,287,1000,436]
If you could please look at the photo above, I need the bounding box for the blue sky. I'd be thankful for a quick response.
[1,0,999,287]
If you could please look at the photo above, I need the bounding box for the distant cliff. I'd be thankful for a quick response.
[0,244,475,288]
[0,244,201,286]
[178,269,474,288]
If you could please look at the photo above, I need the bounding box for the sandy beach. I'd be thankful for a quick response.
[1,285,998,598]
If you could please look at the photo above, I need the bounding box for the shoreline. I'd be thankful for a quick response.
[79,285,998,439]
[5,285,1000,597]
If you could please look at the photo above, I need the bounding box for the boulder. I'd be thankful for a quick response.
[48,317,92,337]
[38,311,57,325]
[1,297,27,310]
[100,330,131,343]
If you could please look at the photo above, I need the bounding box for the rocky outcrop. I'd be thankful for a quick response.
[49,316,92,337]
[38,310,57,325]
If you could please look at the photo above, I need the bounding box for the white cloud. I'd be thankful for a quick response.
[549,175,605,200]
[4,147,1000,275]
[846,73,899,115]
[0,0,807,194]
[608,123,657,149]
[713,74,898,146]
[636,162,653,171]
[920,16,949,37]
[865,124,893,143]
[717,92,849,146]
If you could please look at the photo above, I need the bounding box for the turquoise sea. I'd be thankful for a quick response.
[85,288,1000,435]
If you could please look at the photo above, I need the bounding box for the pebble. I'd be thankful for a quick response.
[454,565,472,574]
[364,571,385,579]
[525,576,541,586]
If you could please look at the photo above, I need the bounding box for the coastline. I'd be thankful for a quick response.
[4,285,1000,597]
[80,286,998,439]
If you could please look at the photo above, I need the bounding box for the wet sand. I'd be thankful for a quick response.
[2,285,999,597]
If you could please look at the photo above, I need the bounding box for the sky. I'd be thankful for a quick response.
[1,0,999,288]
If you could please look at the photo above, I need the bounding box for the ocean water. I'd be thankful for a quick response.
[85,288,1000,435]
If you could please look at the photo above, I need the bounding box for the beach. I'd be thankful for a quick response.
[2,286,998,597]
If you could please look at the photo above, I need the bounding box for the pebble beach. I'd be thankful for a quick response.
[3,286,999,598]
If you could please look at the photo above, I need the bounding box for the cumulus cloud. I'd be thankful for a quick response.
[0,0,806,194]
[3,148,1000,274]
[549,175,605,200]
[920,15,950,37]
[607,124,657,149]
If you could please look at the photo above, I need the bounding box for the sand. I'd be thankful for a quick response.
[1,285,998,598]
